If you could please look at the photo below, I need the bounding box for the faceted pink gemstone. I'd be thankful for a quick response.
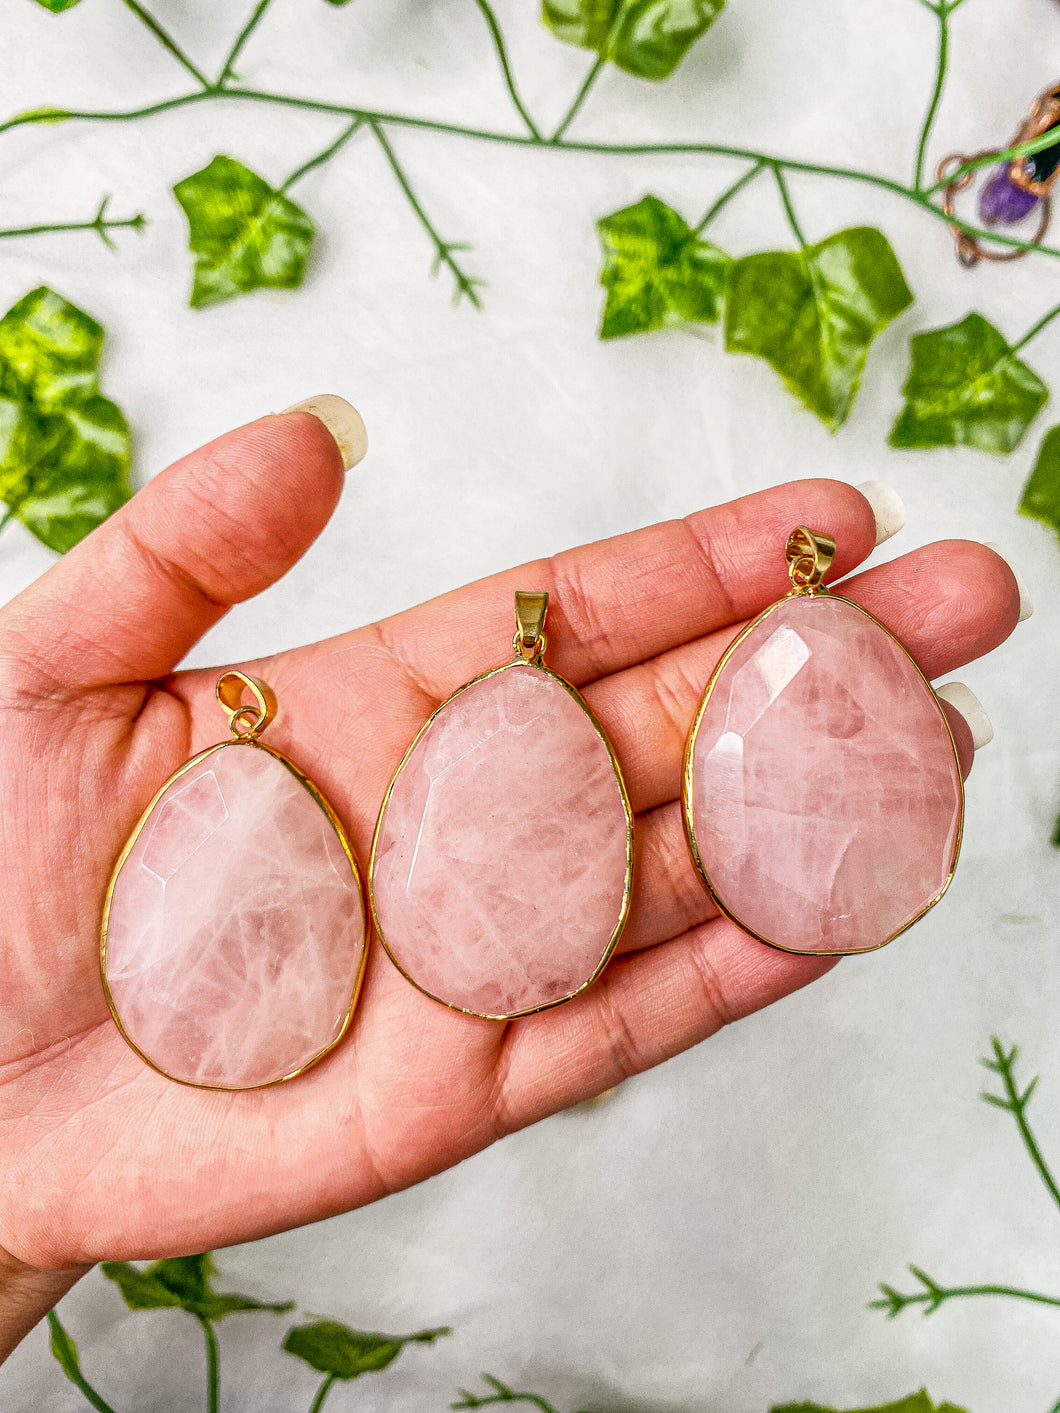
[688,594,962,954]
[104,743,365,1088]
[371,661,631,1016]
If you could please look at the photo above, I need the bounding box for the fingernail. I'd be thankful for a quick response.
[570,1085,621,1113]
[983,541,1034,622]
[936,682,994,750]
[281,394,367,471]
[856,481,906,546]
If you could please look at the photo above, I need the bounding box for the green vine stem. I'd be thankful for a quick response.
[980,1037,1060,1214]
[46,1313,120,1413]
[119,0,210,90]
[217,0,274,89]
[1012,301,1060,357]
[453,1374,562,1413]
[196,1316,220,1413]
[308,1372,338,1413]
[369,120,485,306]
[281,117,364,193]
[870,1264,1060,1318]
[24,0,1055,271]
[694,160,767,235]
[874,1039,1060,1327]
[0,196,146,248]
[472,0,541,140]
[913,1,949,191]
[4,0,1058,289]
[551,55,606,144]
[772,165,807,247]
[4,84,1057,264]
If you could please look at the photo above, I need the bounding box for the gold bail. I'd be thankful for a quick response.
[216,671,277,740]
[785,526,836,592]
[514,590,549,662]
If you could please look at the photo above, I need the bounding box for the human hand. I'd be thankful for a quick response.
[0,405,1021,1350]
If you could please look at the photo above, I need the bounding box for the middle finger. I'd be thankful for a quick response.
[587,538,1020,816]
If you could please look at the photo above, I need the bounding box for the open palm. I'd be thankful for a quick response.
[0,410,1019,1304]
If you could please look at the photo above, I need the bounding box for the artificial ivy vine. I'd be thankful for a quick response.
[39,1257,970,1413]
[5,0,1060,553]
[46,1252,450,1413]
[29,1036,1060,1413]
[34,1051,1060,1413]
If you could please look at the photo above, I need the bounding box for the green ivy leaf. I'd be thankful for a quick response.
[0,286,102,411]
[173,155,315,309]
[597,194,728,338]
[0,287,131,552]
[283,1319,450,1380]
[1018,424,1060,542]
[100,1261,183,1313]
[771,1394,969,1413]
[724,226,912,432]
[542,0,724,79]
[102,1254,294,1322]
[32,0,85,11]
[0,396,131,554]
[889,312,1047,453]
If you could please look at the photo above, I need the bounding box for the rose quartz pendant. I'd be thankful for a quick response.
[101,674,367,1089]
[683,527,964,955]
[370,592,634,1018]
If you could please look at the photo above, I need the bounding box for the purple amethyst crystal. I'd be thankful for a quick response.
[979,167,1040,226]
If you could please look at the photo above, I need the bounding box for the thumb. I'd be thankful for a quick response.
[0,396,366,699]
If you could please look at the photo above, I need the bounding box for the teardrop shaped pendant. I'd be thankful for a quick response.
[683,527,964,956]
[369,592,634,1019]
[101,673,368,1089]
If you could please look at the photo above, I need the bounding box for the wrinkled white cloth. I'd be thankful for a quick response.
[2,2,1060,1410]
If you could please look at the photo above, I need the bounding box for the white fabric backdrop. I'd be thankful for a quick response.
[2,0,1060,1409]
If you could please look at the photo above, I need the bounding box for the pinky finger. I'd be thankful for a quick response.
[493,920,834,1131]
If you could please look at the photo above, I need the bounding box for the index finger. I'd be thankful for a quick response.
[347,477,879,699]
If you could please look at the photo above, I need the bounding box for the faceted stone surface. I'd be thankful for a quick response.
[979,167,1039,226]
[371,661,631,1016]
[104,743,365,1088]
[689,595,962,954]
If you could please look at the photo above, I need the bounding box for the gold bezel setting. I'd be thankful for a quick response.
[681,587,965,958]
[100,689,368,1091]
[368,597,635,1022]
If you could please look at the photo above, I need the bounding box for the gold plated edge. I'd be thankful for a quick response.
[99,738,369,1092]
[681,592,965,958]
[368,656,635,1021]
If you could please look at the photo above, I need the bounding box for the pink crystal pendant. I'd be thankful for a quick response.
[683,527,964,956]
[101,673,367,1089]
[369,592,634,1019]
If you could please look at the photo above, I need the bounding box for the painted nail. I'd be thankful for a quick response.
[936,682,994,750]
[570,1085,621,1112]
[281,394,368,471]
[855,481,906,546]
[983,541,1034,622]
